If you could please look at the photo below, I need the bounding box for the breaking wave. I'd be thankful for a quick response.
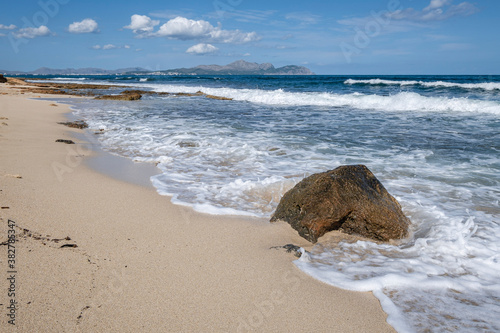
[345,78,500,91]
[146,84,500,114]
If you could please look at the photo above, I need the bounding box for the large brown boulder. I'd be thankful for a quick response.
[270,165,410,243]
[0,74,7,83]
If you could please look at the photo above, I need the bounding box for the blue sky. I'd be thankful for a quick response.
[0,0,498,74]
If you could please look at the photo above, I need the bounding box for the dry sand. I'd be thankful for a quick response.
[0,82,395,332]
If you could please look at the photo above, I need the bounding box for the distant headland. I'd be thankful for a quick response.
[1,60,315,76]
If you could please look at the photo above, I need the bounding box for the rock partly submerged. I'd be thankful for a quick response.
[95,90,142,101]
[94,89,232,101]
[57,120,88,129]
[55,139,75,144]
[271,165,410,243]
[1,78,235,101]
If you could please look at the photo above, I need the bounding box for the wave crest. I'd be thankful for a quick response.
[148,84,500,114]
[345,78,500,91]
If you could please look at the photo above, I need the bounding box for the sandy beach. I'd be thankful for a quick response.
[0,81,395,332]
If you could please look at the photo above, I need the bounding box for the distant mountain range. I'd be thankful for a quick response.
[156,60,314,75]
[1,60,314,76]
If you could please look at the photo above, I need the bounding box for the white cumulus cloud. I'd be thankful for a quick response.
[424,0,453,11]
[92,44,131,50]
[0,24,16,30]
[68,18,99,34]
[102,44,117,50]
[126,15,260,44]
[157,16,260,44]
[124,14,160,35]
[157,17,213,39]
[186,43,219,55]
[14,26,51,39]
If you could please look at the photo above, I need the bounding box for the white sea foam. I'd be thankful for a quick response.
[345,78,500,91]
[294,195,500,332]
[51,77,87,81]
[144,84,500,114]
[41,78,500,114]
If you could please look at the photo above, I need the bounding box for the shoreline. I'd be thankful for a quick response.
[0,82,395,332]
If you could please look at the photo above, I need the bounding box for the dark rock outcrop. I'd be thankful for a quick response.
[0,74,7,83]
[95,91,142,101]
[270,165,410,243]
[204,94,232,100]
[55,139,75,144]
[270,244,302,257]
[57,120,88,129]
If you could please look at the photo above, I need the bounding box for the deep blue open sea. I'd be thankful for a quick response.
[33,74,499,332]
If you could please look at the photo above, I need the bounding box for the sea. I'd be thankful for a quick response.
[33,74,500,332]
